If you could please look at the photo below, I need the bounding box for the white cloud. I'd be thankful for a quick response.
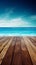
[0,18,31,27]
[0,8,14,20]
[30,15,36,20]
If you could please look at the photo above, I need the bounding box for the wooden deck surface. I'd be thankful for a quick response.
[0,37,36,65]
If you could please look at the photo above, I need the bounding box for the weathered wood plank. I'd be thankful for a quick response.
[21,38,33,65]
[0,38,8,46]
[24,37,36,65]
[0,38,13,64]
[28,37,36,46]
[0,39,9,53]
[1,37,16,65]
[11,38,22,65]
[0,37,36,65]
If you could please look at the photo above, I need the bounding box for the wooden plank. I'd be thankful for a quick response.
[28,37,36,46]
[0,39,9,53]
[21,38,33,65]
[0,37,36,65]
[27,37,36,52]
[0,37,10,46]
[24,37,36,65]
[1,37,16,65]
[0,37,8,42]
[11,38,22,65]
[0,37,6,39]
[0,38,13,64]
[0,38,7,46]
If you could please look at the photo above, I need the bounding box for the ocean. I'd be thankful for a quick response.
[0,27,36,36]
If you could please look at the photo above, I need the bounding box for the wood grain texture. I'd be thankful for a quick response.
[0,36,36,65]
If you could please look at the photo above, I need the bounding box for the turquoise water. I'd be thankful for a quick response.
[0,27,36,36]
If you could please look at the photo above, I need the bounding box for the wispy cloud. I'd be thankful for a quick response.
[0,18,31,27]
[30,15,36,20]
[0,9,36,27]
[0,8,14,20]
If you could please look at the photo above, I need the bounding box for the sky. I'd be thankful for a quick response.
[0,0,36,27]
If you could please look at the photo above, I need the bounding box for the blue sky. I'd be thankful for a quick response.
[0,0,36,27]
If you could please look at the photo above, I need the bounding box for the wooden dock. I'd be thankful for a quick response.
[0,36,36,65]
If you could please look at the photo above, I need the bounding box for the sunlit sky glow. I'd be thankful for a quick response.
[0,0,36,27]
